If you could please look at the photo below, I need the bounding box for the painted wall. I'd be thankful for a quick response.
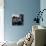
[40,0,46,27]
[40,1,46,26]
[0,0,4,41]
[4,0,40,42]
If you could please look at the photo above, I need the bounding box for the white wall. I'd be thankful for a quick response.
[0,0,4,42]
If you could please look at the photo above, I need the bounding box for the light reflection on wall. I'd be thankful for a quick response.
[0,0,4,42]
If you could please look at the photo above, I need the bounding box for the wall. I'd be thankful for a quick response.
[40,0,46,26]
[4,0,40,42]
[0,0,4,42]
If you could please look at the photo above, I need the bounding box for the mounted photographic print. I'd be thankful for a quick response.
[12,14,24,25]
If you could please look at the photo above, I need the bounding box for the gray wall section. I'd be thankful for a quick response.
[40,0,46,27]
[4,0,40,42]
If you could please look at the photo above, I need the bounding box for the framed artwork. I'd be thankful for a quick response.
[12,14,24,25]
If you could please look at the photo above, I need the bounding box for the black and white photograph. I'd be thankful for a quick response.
[12,14,24,25]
